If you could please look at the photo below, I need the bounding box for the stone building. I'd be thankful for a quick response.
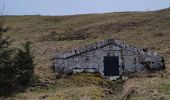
[54,39,165,79]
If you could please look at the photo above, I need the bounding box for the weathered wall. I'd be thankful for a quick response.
[54,39,164,76]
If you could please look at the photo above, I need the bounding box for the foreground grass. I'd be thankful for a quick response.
[1,73,124,100]
[1,70,170,100]
[122,71,170,100]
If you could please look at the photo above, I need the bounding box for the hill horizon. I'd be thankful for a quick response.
[4,7,170,16]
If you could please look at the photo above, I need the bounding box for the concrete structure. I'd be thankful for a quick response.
[54,39,165,79]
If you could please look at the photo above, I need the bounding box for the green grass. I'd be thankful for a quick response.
[2,73,123,100]
[159,83,170,94]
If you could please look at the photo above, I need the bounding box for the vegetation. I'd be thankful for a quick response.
[0,8,170,99]
[0,16,34,96]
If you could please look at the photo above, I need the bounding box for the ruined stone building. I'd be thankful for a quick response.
[54,39,165,79]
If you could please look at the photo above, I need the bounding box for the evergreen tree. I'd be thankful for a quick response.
[0,16,16,88]
[0,16,35,95]
[14,40,34,85]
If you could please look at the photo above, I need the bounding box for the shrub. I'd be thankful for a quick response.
[0,16,16,89]
[0,16,35,95]
[14,40,34,85]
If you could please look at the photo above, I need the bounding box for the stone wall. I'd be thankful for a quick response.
[54,39,165,76]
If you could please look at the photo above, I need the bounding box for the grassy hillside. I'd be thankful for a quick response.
[1,8,170,99]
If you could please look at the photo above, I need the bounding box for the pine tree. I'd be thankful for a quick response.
[0,16,16,87]
[0,16,35,95]
[14,40,34,85]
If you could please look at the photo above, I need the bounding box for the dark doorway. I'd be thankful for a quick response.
[104,56,119,76]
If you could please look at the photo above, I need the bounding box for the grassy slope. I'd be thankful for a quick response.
[1,8,170,99]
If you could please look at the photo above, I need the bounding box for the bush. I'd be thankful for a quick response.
[0,16,16,89]
[0,16,34,95]
[14,40,34,85]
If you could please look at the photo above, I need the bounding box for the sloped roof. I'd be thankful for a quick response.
[55,38,115,59]
[54,38,162,59]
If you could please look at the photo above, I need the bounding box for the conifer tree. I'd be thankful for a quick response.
[14,40,34,85]
[0,15,34,95]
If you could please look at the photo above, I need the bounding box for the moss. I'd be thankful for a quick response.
[47,86,103,100]
[159,83,170,94]
[136,32,143,35]
[159,96,166,100]
[127,96,144,100]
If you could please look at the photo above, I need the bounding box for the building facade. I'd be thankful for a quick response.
[54,39,165,79]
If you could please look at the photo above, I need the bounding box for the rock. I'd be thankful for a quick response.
[122,76,128,81]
